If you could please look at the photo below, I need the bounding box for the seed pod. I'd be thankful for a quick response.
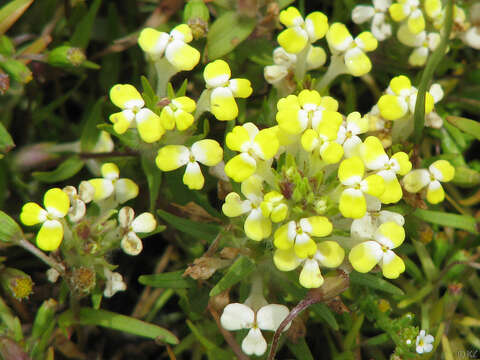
[0,58,32,83]
[183,0,209,39]
[0,267,33,300]
[47,46,86,67]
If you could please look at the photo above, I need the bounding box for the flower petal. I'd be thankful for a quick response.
[273,249,301,271]
[402,169,430,193]
[294,233,317,258]
[109,84,144,110]
[138,28,169,57]
[315,241,345,268]
[253,129,279,160]
[380,250,405,278]
[229,78,252,98]
[426,180,445,204]
[274,221,295,250]
[349,241,383,273]
[338,156,364,185]
[429,160,455,182]
[20,203,47,226]
[305,12,329,41]
[305,216,333,237]
[340,188,367,219]
[121,232,143,255]
[191,139,223,166]
[222,192,251,217]
[377,94,408,120]
[131,213,156,233]
[244,209,271,241]
[278,27,308,54]
[375,221,405,249]
[299,259,324,288]
[183,161,205,190]
[378,175,403,204]
[136,108,164,143]
[204,59,231,88]
[88,179,114,201]
[257,304,291,331]
[115,179,139,203]
[101,163,120,180]
[242,328,267,356]
[166,40,200,71]
[407,9,425,34]
[326,23,353,52]
[220,303,254,331]
[155,145,190,171]
[109,111,134,134]
[361,174,385,197]
[224,153,256,183]
[37,220,63,251]
[210,87,238,121]
[44,188,70,218]
[352,5,375,24]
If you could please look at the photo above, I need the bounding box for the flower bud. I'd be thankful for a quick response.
[0,267,34,300]
[69,267,96,295]
[0,58,32,83]
[183,0,209,39]
[47,46,86,67]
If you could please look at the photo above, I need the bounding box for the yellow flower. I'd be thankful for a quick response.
[273,216,333,259]
[224,123,279,182]
[326,23,378,76]
[396,25,441,67]
[88,163,139,203]
[156,139,223,190]
[335,111,369,158]
[377,75,435,120]
[273,241,344,288]
[20,188,70,251]
[349,221,406,279]
[109,84,165,142]
[277,7,329,54]
[389,0,425,34]
[402,160,455,204]
[338,156,385,219]
[203,60,252,121]
[138,24,200,71]
[222,176,272,241]
[159,96,196,131]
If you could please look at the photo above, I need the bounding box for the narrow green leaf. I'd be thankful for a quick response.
[446,116,480,141]
[349,272,405,296]
[413,209,478,234]
[0,122,14,154]
[0,211,23,243]
[411,239,438,281]
[140,76,158,110]
[0,0,33,35]
[157,209,220,240]
[209,256,254,296]
[452,166,480,187]
[413,0,453,142]
[58,307,179,344]
[32,156,84,183]
[138,270,193,289]
[141,154,162,212]
[311,303,339,330]
[70,0,102,48]
[206,11,256,60]
[287,338,315,360]
[80,98,104,152]
[363,333,390,346]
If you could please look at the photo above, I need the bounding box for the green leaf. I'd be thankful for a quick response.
[446,116,480,142]
[58,307,179,344]
[141,154,162,212]
[140,76,158,110]
[287,338,315,360]
[80,98,104,152]
[206,11,256,60]
[157,209,221,240]
[0,0,33,35]
[0,122,14,155]
[209,256,254,296]
[32,156,84,183]
[412,0,453,142]
[349,272,405,296]
[0,211,23,243]
[70,0,102,48]
[452,166,480,187]
[413,209,478,234]
[138,270,193,289]
[311,303,339,330]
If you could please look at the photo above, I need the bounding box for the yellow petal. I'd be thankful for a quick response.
[191,139,223,166]
[316,241,345,268]
[379,176,403,204]
[273,249,301,271]
[389,3,408,22]
[165,40,200,71]
[210,87,238,121]
[345,48,372,77]
[307,46,327,69]
[37,220,63,251]
[138,28,169,56]
[298,89,322,107]
[349,241,382,273]
[305,216,333,237]
[155,145,190,171]
[109,111,134,134]
[380,250,405,279]
[338,156,365,185]
[361,174,385,197]
[294,234,317,258]
[222,192,251,217]
[171,24,193,43]
[377,94,408,120]
[245,209,271,241]
[172,96,196,113]
[279,7,303,27]
[101,163,119,180]
[299,259,324,288]
[109,84,144,110]
[426,180,444,204]
[375,221,405,249]
[277,27,308,54]
[160,107,175,130]
[339,188,366,219]
[175,110,195,131]
[429,160,455,182]
[320,141,344,164]
[402,169,431,193]
[88,179,114,201]
[425,0,442,18]
[20,203,47,226]
[44,188,70,218]
[274,222,295,250]
[183,161,204,190]
[224,153,256,182]
[136,108,165,143]
[361,136,388,170]
[253,129,279,160]
[407,9,425,34]
[115,179,139,203]
[355,31,378,52]
[204,59,231,88]
[391,152,412,175]
[390,75,412,95]
[229,78,252,98]
[226,125,251,152]
[305,12,329,41]
[326,23,353,51]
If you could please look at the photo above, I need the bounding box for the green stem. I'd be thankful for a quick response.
[18,239,65,275]
[315,54,347,94]
[294,45,310,82]
[154,59,178,97]
[194,89,210,120]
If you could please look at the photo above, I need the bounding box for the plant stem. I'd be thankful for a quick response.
[18,239,65,275]
[315,54,347,94]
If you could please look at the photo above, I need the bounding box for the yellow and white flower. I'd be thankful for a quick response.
[159,96,196,131]
[336,111,369,158]
[360,136,412,204]
[352,0,392,41]
[350,210,405,242]
[301,121,344,164]
[402,159,455,204]
[138,24,200,71]
[20,188,70,251]
[222,175,272,241]
[377,75,435,121]
[388,0,425,34]
[220,302,290,356]
[118,207,156,256]
[416,330,434,354]
[63,182,94,222]
[338,156,385,219]
[274,241,345,288]
[88,163,139,204]
[396,25,441,66]
[349,221,406,278]
[156,139,223,190]
[277,7,329,54]
[224,123,279,182]
[109,84,165,143]
[273,216,333,259]
[326,23,378,76]
[203,60,252,121]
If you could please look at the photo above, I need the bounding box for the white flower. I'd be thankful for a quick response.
[118,207,156,256]
[352,0,392,41]
[462,3,480,49]
[103,268,127,298]
[220,302,290,356]
[63,182,95,222]
[416,330,434,354]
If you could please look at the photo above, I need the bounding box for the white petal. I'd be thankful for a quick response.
[220,303,254,331]
[352,6,375,24]
[273,47,297,66]
[121,232,143,255]
[132,213,156,233]
[257,304,291,331]
[429,83,443,103]
[118,206,135,228]
[351,213,377,241]
[373,0,391,12]
[241,328,267,356]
